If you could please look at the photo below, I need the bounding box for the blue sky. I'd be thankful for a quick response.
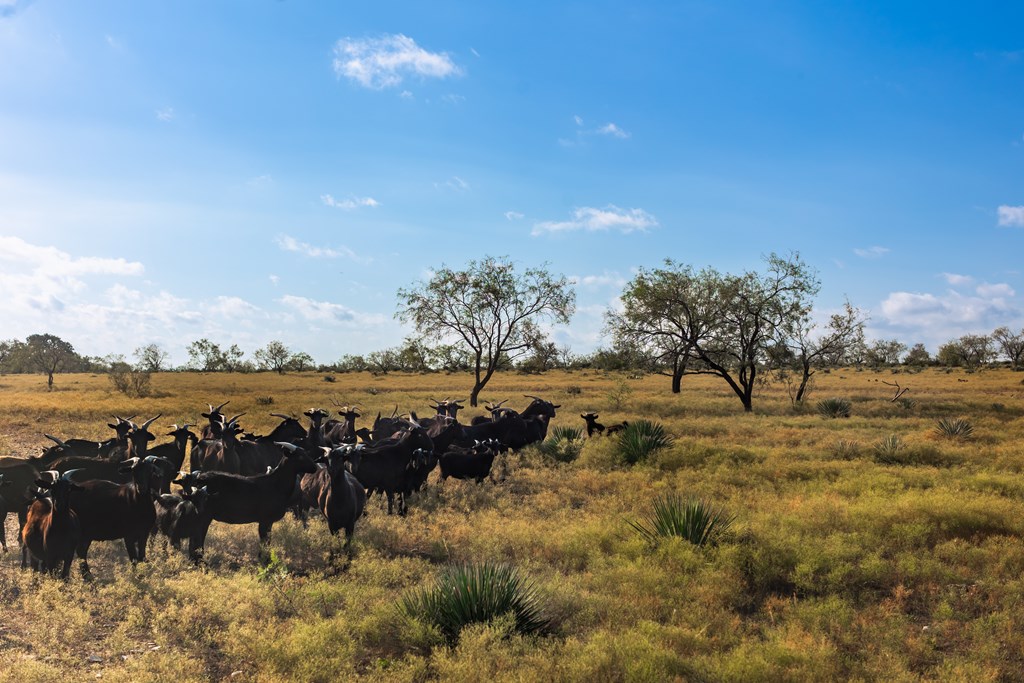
[1,0,1022,365]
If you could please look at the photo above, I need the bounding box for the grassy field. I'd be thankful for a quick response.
[2,367,1024,682]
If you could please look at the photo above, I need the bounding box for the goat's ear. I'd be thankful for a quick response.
[552,404,561,409]
[146,432,156,441]
[107,423,118,430]
[34,479,54,489]
[201,412,211,419]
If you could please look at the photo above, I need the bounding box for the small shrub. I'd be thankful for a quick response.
[617,419,673,465]
[400,562,550,644]
[627,494,734,548]
[606,377,633,411]
[872,434,905,463]
[108,362,152,398]
[816,397,851,419]
[829,439,860,460]
[992,402,1005,413]
[367,387,380,395]
[565,385,582,395]
[323,375,336,383]
[255,396,274,405]
[539,426,584,463]
[935,417,974,440]
[897,397,918,410]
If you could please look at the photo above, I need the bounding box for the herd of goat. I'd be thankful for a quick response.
[0,396,573,578]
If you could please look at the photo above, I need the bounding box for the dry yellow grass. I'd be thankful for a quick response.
[1,366,1023,681]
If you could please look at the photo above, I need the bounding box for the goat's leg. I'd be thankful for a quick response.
[76,540,93,579]
[257,521,273,563]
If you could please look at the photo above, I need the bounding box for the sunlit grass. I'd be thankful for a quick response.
[1,367,1023,679]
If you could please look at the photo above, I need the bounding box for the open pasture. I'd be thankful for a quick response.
[2,368,1024,681]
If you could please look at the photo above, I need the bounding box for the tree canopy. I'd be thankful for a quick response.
[397,255,575,406]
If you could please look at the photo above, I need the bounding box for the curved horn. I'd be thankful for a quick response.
[274,441,300,454]
[44,434,68,447]
[140,414,162,431]
[40,469,61,482]
[227,413,246,425]
[524,394,543,402]
[213,401,230,413]
[269,413,293,421]
[60,468,84,481]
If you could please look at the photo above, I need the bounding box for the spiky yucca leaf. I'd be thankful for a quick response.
[400,562,550,643]
[935,417,974,440]
[617,419,673,465]
[872,434,905,463]
[816,397,851,419]
[539,425,584,462]
[628,495,734,548]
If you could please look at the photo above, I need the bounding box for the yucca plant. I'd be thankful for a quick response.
[400,562,550,643]
[539,426,584,463]
[616,419,673,465]
[830,438,860,460]
[628,494,734,548]
[935,417,974,440]
[873,434,905,463]
[816,397,851,419]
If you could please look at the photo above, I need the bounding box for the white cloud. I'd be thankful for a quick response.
[941,272,973,286]
[269,274,280,286]
[204,295,263,319]
[274,234,365,262]
[399,90,414,99]
[504,211,525,221]
[853,246,889,258]
[532,205,658,236]
[278,294,384,326]
[998,205,1024,227]
[332,34,461,90]
[441,93,465,105]
[0,236,144,279]
[156,107,175,122]
[470,47,480,58]
[568,271,627,289]
[573,115,583,126]
[876,287,1019,347]
[247,175,273,188]
[597,122,630,139]
[976,282,1015,298]
[321,193,379,210]
[104,35,123,51]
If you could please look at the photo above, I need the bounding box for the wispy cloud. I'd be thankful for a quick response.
[998,205,1024,227]
[269,274,280,286]
[0,0,32,18]
[941,272,973,286]
[597,122,630,138]
[104,34,123,51]
[532,205,657,236]
[275,234,365,262]
[332,34,461,90]
[504,211,524,221]
[321,193,379,210]
[573,115,584,126]
[278,294,384,326]
[441,93,465,105]
[247,175,274,189]
[976,282,1015,298]
[436,176,469,192]
[853,246,889,258]
[156,107,175,122]
[568,271,628,289]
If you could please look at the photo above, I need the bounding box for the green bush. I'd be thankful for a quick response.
[816,397,851,419]
[616,419,673,465]
[628,494,734,548]
[400,562,550,644]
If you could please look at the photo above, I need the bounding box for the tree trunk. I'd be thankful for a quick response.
[670,355,684,393]
[795,361,813,403]
[47,371,54,390]
[470,383,482,408]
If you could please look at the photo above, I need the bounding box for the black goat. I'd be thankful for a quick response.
[153,486,210,552]
[350,426,433,516]
[439,440,501,483]
[70,455,173,577]
[581,412,605,436]
[188,442,318,563]
[299,445,366,549]
[0,474,12,552]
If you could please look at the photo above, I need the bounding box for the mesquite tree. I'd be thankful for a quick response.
[607,253,819,412]
[397,256,575,406]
